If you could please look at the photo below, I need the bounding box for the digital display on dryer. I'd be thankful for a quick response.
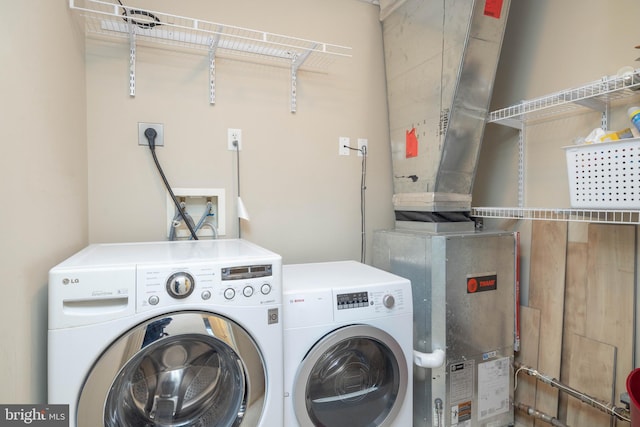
[336,291,369,309]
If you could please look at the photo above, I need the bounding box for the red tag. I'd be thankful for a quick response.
[484,0,503,19]
[406,128,418,158]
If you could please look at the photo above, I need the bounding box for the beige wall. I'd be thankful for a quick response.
[0,1,88,403]
[474,0,640,303]
[85,0,393,264]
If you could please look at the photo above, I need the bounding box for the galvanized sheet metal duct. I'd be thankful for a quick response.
[381,0,510,212]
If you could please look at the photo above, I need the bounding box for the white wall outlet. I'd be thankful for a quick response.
[138,122,164,146]
[357,138,368,156]
[166,188,226,239]
[339,137,350,156]
[228,128,242,150]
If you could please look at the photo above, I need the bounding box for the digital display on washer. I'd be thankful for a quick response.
[221,264,272,280]
[336,291,369,309]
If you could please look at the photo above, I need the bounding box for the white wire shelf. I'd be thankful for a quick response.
[489,70,640,127]
[471,207,640,225]
[69,0,352,111]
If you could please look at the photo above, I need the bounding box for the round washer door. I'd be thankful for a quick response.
[293,325,408,427]
[77,311,266,427]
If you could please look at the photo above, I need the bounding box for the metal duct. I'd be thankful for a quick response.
[381,0,510,213]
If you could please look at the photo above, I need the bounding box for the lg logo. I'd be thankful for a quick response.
[62,278,79,285]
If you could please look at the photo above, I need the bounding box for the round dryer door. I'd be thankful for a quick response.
[76,311,266,427]
[293,325,408,427]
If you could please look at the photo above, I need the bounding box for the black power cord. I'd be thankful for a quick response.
[233,139,243,238]
[344,144,368,263]
[144,128,199,240]
[359,145,367,262]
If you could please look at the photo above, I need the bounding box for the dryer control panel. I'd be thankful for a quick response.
[333,285,411,322]
[137,261,280,312]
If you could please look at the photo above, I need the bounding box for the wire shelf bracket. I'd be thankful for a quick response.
[69,0,352,111]
[128,28,135,97]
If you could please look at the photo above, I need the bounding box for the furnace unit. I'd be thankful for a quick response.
[374,0,514,425]
[373,228,517,427]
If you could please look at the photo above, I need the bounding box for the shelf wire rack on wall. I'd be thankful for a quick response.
[472,69,640,223]
[69,0,352,112]
[471,207,640,225]
[489,72,640,128]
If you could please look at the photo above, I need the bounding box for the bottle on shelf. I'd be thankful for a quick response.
[628,106,640,137]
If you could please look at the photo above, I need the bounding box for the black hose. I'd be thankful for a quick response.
[235,140,242,238]
[144,128,198,240]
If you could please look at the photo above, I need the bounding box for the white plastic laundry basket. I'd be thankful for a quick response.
[564,138,640,209]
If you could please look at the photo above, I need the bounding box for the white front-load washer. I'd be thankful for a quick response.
[48,239,283,427]
[283,261,413,427]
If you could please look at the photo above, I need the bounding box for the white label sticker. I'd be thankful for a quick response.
[450,360,474,403]
[478,357,510,420]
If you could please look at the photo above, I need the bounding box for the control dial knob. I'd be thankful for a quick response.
[166,272,195,299]
[382,294,395,309]
[224,288,236,300]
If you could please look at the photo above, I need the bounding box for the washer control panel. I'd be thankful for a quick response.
[221,264,274,302]
[137,262,278,312]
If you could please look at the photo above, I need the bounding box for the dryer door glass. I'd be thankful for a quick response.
[77,311,266,427]
[295,325,407,427]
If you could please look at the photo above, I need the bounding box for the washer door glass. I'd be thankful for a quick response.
[105,334,244,426]
[77,311,265,427]
[294,325,408,427]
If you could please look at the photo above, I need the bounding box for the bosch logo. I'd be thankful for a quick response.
[62,278,79,285]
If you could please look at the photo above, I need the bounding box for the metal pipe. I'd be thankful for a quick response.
[514,402,569,427]
[513,361,631,423]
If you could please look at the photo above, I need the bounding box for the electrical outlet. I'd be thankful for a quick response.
[357,138,368,156]
[339,137,350,156]
[166,188,226,239]
[228,128,242,150]
[138,122,164,146]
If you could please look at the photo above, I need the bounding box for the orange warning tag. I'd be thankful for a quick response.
[406,128,418,158]
[484,0,503,19]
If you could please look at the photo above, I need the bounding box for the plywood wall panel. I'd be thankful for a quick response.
[585,224,635,420]
[528,220,568,424]
[559,241,588,421]
[565,334,616,427]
